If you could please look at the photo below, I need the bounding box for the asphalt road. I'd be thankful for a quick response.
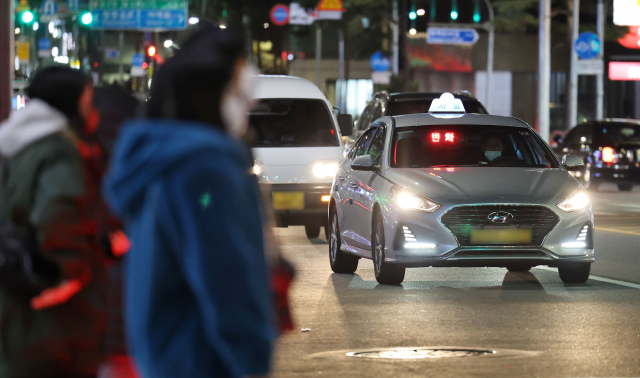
[272,184,640,378]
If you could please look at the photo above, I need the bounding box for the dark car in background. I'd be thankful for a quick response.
[555,119,640,191]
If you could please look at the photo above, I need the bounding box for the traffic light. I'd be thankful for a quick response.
[80,12,93,25]
[408,11,417,20]
[473,0,481,23]
[450,0,458,20]
[21,11,34,24]
[147,45,157,58]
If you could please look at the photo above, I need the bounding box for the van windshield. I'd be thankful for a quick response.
[249,99,340,147]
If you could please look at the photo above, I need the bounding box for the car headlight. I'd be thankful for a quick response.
[313,162,339,178]
[557,190,590,212]
[391,187,440,212]
[253,164,261,175]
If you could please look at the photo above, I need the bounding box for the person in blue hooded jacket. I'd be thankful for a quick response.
[103,26,276,378]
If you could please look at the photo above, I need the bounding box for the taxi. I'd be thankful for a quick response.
[328,93,594,285]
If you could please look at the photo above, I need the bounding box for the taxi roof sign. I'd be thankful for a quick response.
[429,93,466,114]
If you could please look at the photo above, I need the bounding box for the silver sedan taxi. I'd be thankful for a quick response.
[328,93,594,285]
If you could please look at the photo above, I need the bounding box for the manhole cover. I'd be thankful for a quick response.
[308,346,541,361]
[347,348,494,359]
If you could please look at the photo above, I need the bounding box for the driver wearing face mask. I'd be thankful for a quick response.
[482,134,504,162]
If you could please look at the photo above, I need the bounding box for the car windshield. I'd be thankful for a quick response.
[391,125,558,168]
[600,123,640,144]
[249,99,339,147]
[388,99,487,116]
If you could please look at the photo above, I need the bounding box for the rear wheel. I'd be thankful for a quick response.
[617,183,633,192]
[558,264,591,284]
[372,212,405,285]
[329,207,358,274]
[506,265,532,272]
[305,225,321,239]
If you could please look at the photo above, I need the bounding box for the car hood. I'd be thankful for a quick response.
[383,167,578,200]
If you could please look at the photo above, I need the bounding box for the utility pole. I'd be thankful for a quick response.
[118,32,124,83]
[392,0,399,75]
[483,0,494,114]
[315,23,322,88]
[338,28,345,112]
[596,0,605,119]
[538,0,551,142]
[568,0,580,129]
[0,0,14,122]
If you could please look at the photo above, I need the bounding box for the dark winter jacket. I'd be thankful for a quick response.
[0,100,108,377]
[103,119,276,378]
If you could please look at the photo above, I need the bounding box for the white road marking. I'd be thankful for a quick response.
[535,266,640,289]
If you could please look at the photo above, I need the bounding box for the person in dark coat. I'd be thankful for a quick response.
[0,66,108,377]
[103,26,277,378]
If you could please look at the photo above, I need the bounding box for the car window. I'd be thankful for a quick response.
[357,103,373,131]
[372,101,383,121]
[249,99,339,147]
[564,124,593,146]
[350,128,377,159]
[391,124,559,168]
[388,98,487,116]
[367,126,386,166]
[599,123,640,144]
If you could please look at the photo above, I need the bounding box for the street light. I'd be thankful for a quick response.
[416,9,425,16]
[409,28,417,35]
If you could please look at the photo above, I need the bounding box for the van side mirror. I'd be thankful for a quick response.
[351,155,376,171]
[562,154,584,170]
[338,114,353,137]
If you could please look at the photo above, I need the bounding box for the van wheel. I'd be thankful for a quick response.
[329,207,358,274]
[305,225,321,239]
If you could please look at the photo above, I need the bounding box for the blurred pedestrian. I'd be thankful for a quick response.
[0,66,108,377]
[103,26,277,378]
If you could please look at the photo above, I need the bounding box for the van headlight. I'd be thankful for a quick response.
[557,190,590,212]
[391,187,440,212]
[313,162,339,178]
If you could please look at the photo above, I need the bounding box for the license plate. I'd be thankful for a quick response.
[470,228,532,245]
[272,191,305,210]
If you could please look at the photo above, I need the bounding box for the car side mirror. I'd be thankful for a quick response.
[338,114,353,137]
[562,154,584,170]
[351,155,376,171]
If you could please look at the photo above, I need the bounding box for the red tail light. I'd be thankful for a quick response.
[602,147,615,163]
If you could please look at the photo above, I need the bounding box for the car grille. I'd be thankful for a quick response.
[440,205,559,246]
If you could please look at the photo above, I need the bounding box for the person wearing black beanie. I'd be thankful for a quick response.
[104,26,276,378]
[0,66,108,377]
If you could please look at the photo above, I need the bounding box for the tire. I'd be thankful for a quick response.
[328,207,358,274]
[558,263,591,284]
[617,183,633,192]
[372,212,405,285]
[506,265,532,272]
[305,225,321,239]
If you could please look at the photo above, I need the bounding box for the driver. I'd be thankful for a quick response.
[481,134,503,162]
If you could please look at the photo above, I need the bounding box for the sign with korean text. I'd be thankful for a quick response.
[427,27,479,45]
[91,0,188,30]
[91,1,188,9]
[609,62,640,81]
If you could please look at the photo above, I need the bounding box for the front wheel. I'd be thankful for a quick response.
[305,225,321,239]
[617,183,633,192]
[329,207,358,274]
[372,212,405,285]
[558,264,591,284]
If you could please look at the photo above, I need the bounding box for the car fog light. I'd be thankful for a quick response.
[561,241,587,248]
[404,242,437,249]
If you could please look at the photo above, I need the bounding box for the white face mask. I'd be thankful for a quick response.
[485,151,502,161]
[220,65,258,138]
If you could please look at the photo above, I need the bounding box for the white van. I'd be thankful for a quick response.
[251,75,353,239]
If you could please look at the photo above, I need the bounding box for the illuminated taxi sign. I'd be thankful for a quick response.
[428,92,466,114]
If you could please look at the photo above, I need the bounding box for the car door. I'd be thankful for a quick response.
[341,128,377,247]
[349,124,387,250]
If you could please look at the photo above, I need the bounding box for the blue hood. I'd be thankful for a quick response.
[104,119,242,217]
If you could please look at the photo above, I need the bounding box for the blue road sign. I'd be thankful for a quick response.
[41,0,58,16]
[66,0,81,12]
[427,27,479,45]
[575,32,601,60]
[92,8,187,30]
[131,53,145,67]
[105,49,120,59]
[38,37,51,51]
[370,51,391,72]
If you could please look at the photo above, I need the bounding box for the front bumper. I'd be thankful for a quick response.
[382,199,595,268]
[263,183,332,227]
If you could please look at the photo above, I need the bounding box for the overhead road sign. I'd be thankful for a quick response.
[270,4,290,26]
[92,1,189,9]
[427,27,479,45]
[91,2,188,30]
[66,0,81,12]
[575,32,601,60]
